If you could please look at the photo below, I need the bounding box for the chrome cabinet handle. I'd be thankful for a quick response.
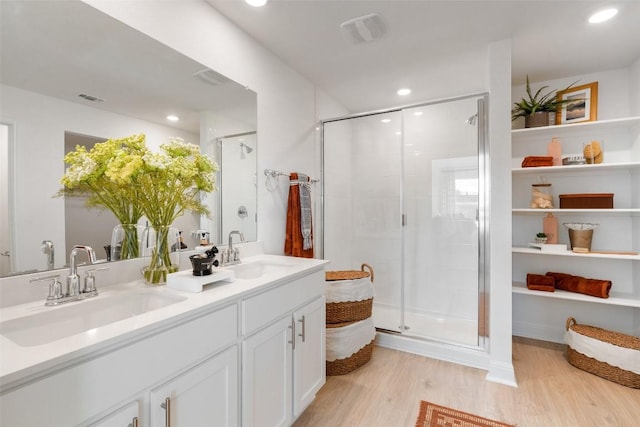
[161,397,171,427]
[297,315,306,342]
[128,417,139,427]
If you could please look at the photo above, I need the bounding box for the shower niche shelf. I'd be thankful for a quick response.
[511,116,640,343]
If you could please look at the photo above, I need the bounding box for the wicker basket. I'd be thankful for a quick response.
[326,298,373,324]
[325,263,374,282]
[565,317,640,388]
[325,263,374,324]
[326,318,375,376]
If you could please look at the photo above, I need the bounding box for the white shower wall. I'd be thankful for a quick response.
[324,112,403,313]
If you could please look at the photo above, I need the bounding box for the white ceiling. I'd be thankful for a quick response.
[206,0,640,113]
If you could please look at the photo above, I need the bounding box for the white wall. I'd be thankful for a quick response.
[486,39,515,386]
[0,84,197,272]
[85,0,320,257]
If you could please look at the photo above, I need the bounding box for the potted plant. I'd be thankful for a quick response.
[535,232,548,244]
[512,76,578,128]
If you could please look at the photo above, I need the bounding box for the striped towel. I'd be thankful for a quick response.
[297,173,313,250]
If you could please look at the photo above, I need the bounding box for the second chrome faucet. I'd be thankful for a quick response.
[221,231,244,266]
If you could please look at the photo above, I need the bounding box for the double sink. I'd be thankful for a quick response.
[0,258,298,348]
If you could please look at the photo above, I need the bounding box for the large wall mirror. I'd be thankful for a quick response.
[0,1,257,277]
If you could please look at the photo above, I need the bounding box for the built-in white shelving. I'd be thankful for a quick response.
[512,282,640,308]
[512,246,640,261]
[511,116,640,138]
[513,208,640,216]
[512,161,640,174]
[511,116,640,342]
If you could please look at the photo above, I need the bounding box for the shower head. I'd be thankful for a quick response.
[466,114,478,126]
[240,142,253,154]
[240,142,254,159]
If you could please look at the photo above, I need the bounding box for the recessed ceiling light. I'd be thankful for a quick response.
[245,0,268,7]
[589,8,618,23]
[381,118,392,123]
[166,115,179,122]
[397,88,411,96]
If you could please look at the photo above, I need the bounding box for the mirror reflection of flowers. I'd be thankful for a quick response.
[59,134,147,259]
[59,134,218,283]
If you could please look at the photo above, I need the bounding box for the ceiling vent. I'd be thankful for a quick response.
[193,68,230,86]
[340,13,386,43]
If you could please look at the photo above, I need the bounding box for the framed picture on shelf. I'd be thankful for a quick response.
[556,81,598,125]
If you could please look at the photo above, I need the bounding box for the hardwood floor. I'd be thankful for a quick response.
[294,337,640,427]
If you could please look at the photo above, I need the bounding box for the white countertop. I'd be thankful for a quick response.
[0,254,328,390]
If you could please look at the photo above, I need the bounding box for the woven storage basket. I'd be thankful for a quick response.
[325,263,374,324]
[326,318,374,376]
[565,317,640,388]
[326,298,373,324]
[326,340,374,376]
[325,263,374,282]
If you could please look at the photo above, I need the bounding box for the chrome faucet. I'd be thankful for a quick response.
[41,240,54,270]
[31,245,105,306]
[223,230,244,265]
[67,245,97,298]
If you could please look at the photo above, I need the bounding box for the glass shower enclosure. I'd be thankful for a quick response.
[322,94,488,349]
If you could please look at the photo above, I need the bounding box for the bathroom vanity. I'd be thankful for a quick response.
[0,251,328,427]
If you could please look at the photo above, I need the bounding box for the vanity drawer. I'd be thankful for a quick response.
[242,270,324,335]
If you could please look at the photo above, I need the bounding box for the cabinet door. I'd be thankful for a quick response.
[292,297,325,417]
[150,346,238,427]
[242,316,293,427]
[89,401,140,427]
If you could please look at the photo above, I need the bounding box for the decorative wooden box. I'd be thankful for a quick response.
[559,193,614,209]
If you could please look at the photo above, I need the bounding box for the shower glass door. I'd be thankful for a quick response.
[322,94,486,348]
[401,96,485,347]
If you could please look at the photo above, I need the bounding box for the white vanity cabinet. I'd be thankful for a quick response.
[241,270,325,427]
[0,304,239,427]
[89,401,140,427]
[1,255,329,427]
[149,346,238,427]
[511,117,640,342]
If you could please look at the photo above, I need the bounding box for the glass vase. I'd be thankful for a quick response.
[110,224,143,261]
[141,225,180,285]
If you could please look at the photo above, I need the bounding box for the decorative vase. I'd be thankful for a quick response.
[525,111,550,128]
[110,223,143,261]
[141,225,180,285]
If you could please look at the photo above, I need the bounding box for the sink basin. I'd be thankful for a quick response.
[0,291,186,347]
[227,260,297,280]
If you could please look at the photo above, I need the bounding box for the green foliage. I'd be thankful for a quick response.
[511,76,579,121]
[59,134,218,227]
